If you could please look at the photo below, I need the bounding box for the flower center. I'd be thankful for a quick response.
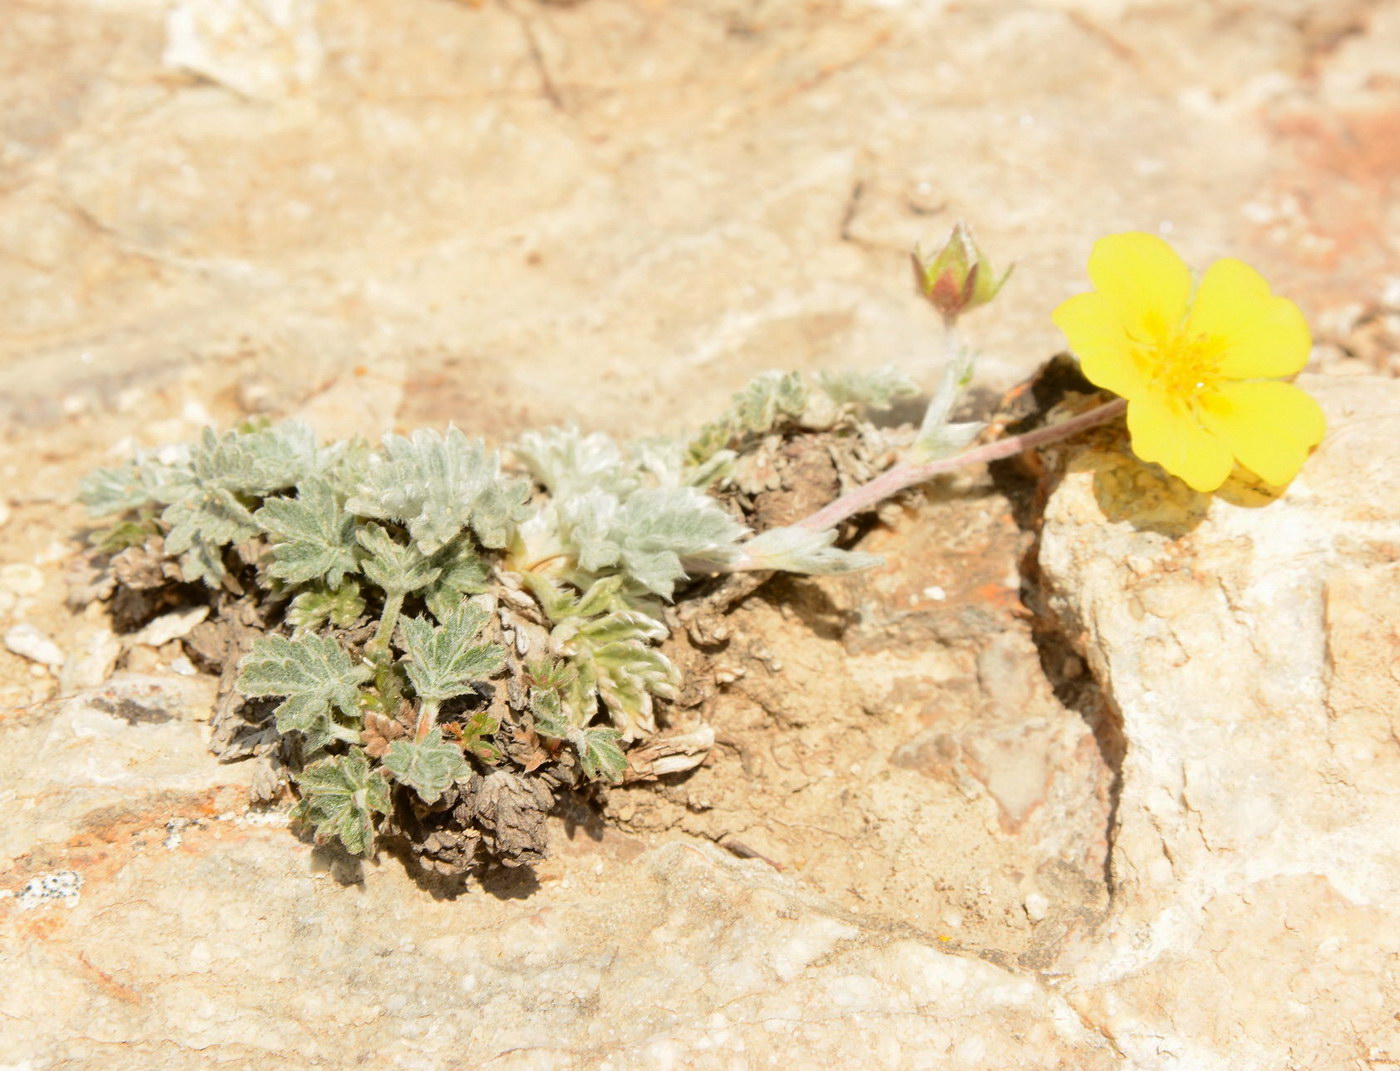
[1134,324,1225,409]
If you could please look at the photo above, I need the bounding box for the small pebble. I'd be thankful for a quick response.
[130,606,209,648]
[1024,892,1049,923]
[0,499,9,528]
[0,563,43,597]
[5,623,65,667]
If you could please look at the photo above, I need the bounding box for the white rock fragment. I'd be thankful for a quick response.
[0,563,43,596]
[130,605,209,648]
[59,627,122,692]
[0,498,9,529]
[163,0,325,100]
[5,623,65,667]
[1023,892,1049,923]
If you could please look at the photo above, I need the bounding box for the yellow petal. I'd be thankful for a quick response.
[1052,292,1149,399]
[1187,258,1311,379]
[1196,380,1326,486]
[1126,394,1233,492]
[1087,232,1192,340]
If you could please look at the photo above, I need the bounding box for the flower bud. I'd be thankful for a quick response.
[912,223,1013,324]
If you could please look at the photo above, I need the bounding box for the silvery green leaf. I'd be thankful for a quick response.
[914,343,983,460]
[290,748,389,856]
[731,370,808,433]
[530,682,569,738]
[347,427,531,554]
[739,526,882,575]
[79,450,179,517]
[398,603,505,704]
[556,608,678,740]
[143,423,321,584]
[162,488,260,586]
[917,420,986,460]
[513,426,637,499]
[357,524,442,597]
[558,488,746,599]
[614,488,746,598]
[382,728,468,804]
[627,436,735,491]
[286,581,366,633]
[816,366,920,409]
[571,726,626,783]
[687,370,808,463]
[255,478,359,588]
[423,538,492,623]
[237,633,371,750]
[558,490,622,574]
[155,424,317,502]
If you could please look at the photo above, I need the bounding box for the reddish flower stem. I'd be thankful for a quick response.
[795,396,1127,535]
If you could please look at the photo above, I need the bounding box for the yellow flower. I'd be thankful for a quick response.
[1053,232,1325,492]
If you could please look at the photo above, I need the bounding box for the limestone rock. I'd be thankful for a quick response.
[1038,375,1400,1068]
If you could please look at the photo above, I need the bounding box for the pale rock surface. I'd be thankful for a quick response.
[58,625,122,692]
[1038,375,1400,1069]
[164,0,324,100]
[4,622,65,667]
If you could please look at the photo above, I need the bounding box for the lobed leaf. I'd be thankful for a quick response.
[290,748,390,856]
[255,478,360,588]
[286,581,366,633]
[398,603,506,704]
[382,728,468,804]
[347,427,531,555]
[815,366,920,410]
[572,725,626,783]
[423,537,493,623]
[357,524,442,598]
[237,633,372,752]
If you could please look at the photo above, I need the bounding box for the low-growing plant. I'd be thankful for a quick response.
[78,225,1324,873]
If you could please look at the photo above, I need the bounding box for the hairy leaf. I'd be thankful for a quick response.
[914,343,985,460]
[454,709,502,763]
[398,603,505,704]
[560,487,746,598]
[527,658,577,738]
[237,634,372,751]
[815,366,920,410]
[423,538,492,623]
[146,424,322,585]
[347,427,531,554]
[79,450,180,517]
[161,489,260,586]
[290,748,390,856]
[357,524,442,598]
[688,371,808,464]
[255,478,360,588]
[382,728,468,804]
[556,607,677,740]
[572,726,626,783]
[286,581,366,632]
[739,526,881,575]
[513,426,637,499]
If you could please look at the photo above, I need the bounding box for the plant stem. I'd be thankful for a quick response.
[369,590,405,658]
[796,396,1127,534]
[914,323,973,449]
[414,698,440,742]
